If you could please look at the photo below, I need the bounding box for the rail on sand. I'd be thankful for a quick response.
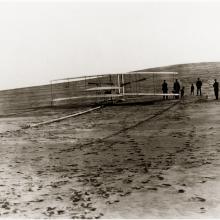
[24,106,102,129]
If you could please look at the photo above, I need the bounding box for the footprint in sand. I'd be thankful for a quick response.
[198,180,206,184]
[132,186,144,190]
[125,158,134,162]
[178,189,185,193]
[1,201,10,210]
[106,199,119,205]
[95,213,104,219]
[200,207,206,213]
[56,196,63,201]
[191,196,206,202]
[141,179,150,184]
[157,175,164,181]
[161,183,171,187]
[57,210,65,215]
[120,191,131,197]
[147,187,158,191]
[204,176,216,180]
[43,210,55,217]
[30,199,44,203]
[123,178,133,184]
[2,211,10,215]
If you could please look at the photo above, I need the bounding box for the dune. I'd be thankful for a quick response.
[0,62,220,218]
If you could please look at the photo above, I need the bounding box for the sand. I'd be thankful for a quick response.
[0,97,220,218]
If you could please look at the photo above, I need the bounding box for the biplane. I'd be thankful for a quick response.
[50,72,180,106]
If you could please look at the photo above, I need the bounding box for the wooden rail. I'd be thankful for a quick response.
[25,106,102,128]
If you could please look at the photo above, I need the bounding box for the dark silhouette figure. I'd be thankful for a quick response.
[162,80,168,100]
[213,79,219,100]
[181,87,185,98]
[191,84,194,95]
[173,79,180,99]
[196,78,202,96]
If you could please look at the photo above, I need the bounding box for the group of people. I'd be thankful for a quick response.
[162,79,184,100]
[190,78,202,96]
[162,78,219,100]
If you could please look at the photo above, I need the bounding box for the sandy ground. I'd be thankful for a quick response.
[0,97,220,218]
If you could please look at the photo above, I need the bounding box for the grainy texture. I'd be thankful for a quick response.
[1,61,219,113]
[0,97,220,218]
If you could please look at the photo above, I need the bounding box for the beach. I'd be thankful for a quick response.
[0,97,220,218]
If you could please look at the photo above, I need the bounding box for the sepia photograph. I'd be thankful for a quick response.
[0,0,220,218]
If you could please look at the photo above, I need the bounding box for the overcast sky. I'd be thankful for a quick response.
[0,0,220,90]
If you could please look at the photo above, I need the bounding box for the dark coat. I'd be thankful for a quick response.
[196,80,202,89]
[162,82,168,92]
[173,81,180,93]
[213,82,219,91]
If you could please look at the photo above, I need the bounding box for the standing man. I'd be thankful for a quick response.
[173,79,181,99]
[181,87,185,99]
[162,80,168,100]
[213,79,219,100]
[191,83,195,95]
[196,78,202,96]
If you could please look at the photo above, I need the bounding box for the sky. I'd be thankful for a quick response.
[0,0,220,90]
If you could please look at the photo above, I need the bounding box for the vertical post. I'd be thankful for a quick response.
[97,75,100,103]
[118,74,121,94]
[50,80,53,107]
[122,74,125,95]
[85,76,87,90]
[135,74,137,93]
[153,73,155,95]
